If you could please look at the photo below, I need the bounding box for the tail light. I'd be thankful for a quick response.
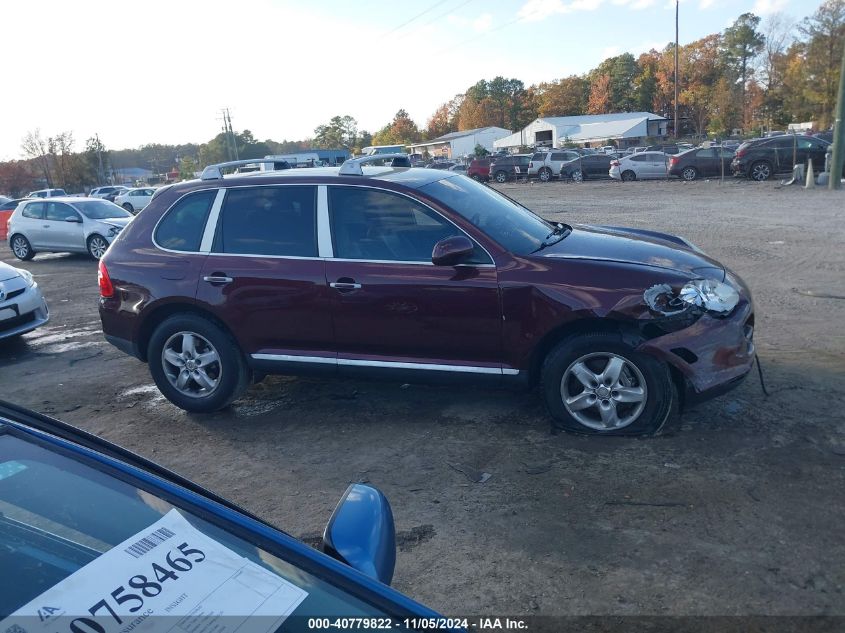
[610,160,620,167]
[98,260,114,298]
[529,161,534,168]
[735,148,746,158]
[669,156,679,167]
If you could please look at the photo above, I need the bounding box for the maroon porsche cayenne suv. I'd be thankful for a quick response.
[98,155,756,435]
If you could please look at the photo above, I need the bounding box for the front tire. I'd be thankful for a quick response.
[148,314,250,413]
[494,170,508,184]
[621,170,636,182]
[681,166,698,181]
[87,234,110,260]
[541,331,676,436]
[10,234,35,260]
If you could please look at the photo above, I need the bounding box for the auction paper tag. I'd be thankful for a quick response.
[1,509,308,633]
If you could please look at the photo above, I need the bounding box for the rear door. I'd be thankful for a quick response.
[17,201,47,247]
[196,184,334,363]
[324,185,502,373]
[694,148,719,176]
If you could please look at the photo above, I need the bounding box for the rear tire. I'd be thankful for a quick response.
[470,174,481,181]
[571,169,584,183]
[10,234,35,261]
[681,166,698,181]
[148,314,250,413]
[494,170,507,184]
[541,331,676,436]
[621,170,636,182]
[122,203,135,213]
[538,167,552,182]
[749,161,772,181]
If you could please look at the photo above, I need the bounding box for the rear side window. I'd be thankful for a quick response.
[21,202,45,219]
[532,153,546,161]
[630,154,647,162]
[155,189,216,252]
[215,186,317,257]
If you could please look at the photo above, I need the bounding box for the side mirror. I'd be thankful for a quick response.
[432,235,474,266]
[322,484,396,585]
[65,216,81,223]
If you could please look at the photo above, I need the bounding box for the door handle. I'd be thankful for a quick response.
[203,274,233,285]
[330,279,362,291]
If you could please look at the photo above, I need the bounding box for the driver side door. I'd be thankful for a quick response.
[43,202,84,250]
[324,186,504,375]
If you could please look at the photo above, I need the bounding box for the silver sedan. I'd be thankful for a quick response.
[0,262,49,340]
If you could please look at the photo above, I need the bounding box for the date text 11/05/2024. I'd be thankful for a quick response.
[306,617,528,630]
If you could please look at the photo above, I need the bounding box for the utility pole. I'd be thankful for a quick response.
[95,133,105,185]
[674,0,679,140]
[829,39,845,190]
[224,108,239,161]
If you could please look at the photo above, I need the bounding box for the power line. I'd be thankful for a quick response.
[417,0,476,29]
[381,0,452,37]
[433,15,521,57]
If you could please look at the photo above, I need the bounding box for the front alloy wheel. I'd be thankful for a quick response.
[161,331,222,398]
[87,235,109,260]
[541,331,676,436]
[561,353,646,431]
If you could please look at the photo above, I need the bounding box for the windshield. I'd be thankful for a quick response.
[72,200,132,220]
[419,176,552,255]
[0,432,398,622]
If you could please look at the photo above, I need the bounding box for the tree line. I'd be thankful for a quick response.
[1,0,842,195]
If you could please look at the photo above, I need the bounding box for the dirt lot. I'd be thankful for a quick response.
[2,178,844,617]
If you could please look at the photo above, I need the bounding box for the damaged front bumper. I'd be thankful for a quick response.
[637,296,755,404]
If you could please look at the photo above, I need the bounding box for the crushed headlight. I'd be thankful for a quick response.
[644,279,739,317]
[16,268,35,287]
[679,279,739,314]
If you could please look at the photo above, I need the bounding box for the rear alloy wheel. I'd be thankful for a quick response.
[148,314,250,412]
[538,167,552,182]
[681,166,698,181]
[10,234,35,261]
[542,331,676,436]
[87,234,109,260]
[494,170,508,184]
[571,169,584,183]
[621,170,636,182]
[470,174,481,181]
[750,161,772,181]
[122,203,134,213]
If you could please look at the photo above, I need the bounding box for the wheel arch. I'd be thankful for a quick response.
[136,302,241,363]
[526,317,686,401]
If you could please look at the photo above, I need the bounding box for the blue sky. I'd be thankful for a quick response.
[1,0,817,159]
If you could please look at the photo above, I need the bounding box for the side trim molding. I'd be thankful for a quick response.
[250,353,519,375]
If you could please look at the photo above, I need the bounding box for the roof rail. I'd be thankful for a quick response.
[338,153,410,176]
[200,158,285,181]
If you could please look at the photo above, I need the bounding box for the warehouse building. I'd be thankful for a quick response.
[408,127,512,159]
[494,113,668,151]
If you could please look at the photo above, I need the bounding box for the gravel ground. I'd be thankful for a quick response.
[1,178,844,618]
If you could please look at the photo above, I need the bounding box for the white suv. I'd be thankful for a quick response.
[527,150,584,182]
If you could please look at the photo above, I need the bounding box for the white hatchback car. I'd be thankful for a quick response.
[0,261,49,340]
[609,151,670,181]
[8,198,133,260]
[114,187,156,213]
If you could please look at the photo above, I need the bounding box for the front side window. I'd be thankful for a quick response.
[46,202,79,222]
[21,202,46,219]
[0,431,396,621]
[329,186,487,263]
[155,190,216,252]
[419,176,552,255]
[215,186,317,257]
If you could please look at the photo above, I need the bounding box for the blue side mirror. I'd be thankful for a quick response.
[322,484,396,585]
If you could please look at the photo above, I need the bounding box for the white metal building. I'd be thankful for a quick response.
[494,113,668,150]
[408,127,512,159]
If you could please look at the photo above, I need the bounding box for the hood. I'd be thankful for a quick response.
[534,224,725,279]
[0,261,23,282]
[98,217,132,228]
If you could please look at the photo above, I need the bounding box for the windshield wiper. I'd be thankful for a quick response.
[531,223,572,253]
